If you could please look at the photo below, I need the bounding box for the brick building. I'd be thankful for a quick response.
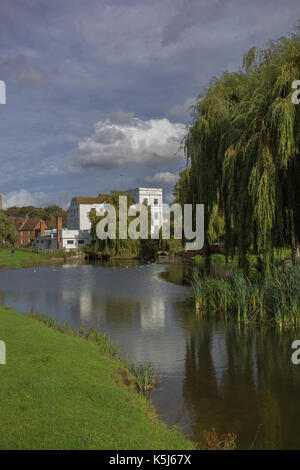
[13,216,48,246]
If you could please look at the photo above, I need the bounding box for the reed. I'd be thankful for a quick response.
[129,364,159,396]
[191,265,300,325]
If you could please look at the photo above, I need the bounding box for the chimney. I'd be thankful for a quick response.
[0,195,2,210]
[56,216,62,249]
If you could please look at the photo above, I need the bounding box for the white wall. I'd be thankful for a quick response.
[67,199,105,231]
[61,229,91,250]
[128,188,163,234]
[79,203,104,230]
[33,229,91,250]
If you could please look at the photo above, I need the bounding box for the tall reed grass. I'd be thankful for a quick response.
[191,266,300,325]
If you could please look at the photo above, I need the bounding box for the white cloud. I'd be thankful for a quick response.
[76,112,186,169]
[3,189,71,209]
[3,189,48,208]
[146,171,179,185]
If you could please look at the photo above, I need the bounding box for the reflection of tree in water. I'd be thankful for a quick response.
[160,262,192,286]
[0,291,4,307]
[69,292,139,329]
[161,262,232,286]
[103,299,138,327]
[254,326,300,449]
[182,319,300,449]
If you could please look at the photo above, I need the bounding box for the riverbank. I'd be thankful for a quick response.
[0,247,73,269]
[0,306,195,450]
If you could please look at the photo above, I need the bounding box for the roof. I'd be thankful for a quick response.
[74,195,109,205]
[12,217,25,230]
[17,217,47,231]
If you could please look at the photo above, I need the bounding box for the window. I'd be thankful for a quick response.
[78,240,84,245]
[21,239,24,244]
[154,212,159,220]
[143,198,148,205]
[154,198,158,205]
[67,240,74,245]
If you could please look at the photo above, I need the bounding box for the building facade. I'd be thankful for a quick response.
[13,216,48,246]
[67,196,108,230]
[128,187,163,234]
[33,188,163,250]
[33,228,91,251]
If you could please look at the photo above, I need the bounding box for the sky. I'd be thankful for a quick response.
[0,0,299,209]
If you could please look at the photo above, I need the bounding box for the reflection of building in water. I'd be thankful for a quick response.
[79,290,93,321]
[210,331,228,391]
[61,266,97,322]
[140,297,165,330]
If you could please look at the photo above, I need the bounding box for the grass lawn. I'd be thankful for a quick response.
[0,307,195,450]
[0,247,65,269]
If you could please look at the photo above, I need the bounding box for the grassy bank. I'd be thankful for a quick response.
[191,266,300,326]
[0,247,69,269]
[0,307,194,450]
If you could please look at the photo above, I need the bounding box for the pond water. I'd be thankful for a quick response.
[0,260,300,449]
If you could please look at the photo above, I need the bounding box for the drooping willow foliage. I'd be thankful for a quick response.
[88,190,168,259]
[88,191,141,258]
[177,24,300,271]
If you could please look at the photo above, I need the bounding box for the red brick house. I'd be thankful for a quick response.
[13,216,48,246]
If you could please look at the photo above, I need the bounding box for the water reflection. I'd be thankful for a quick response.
[0,262,300,449]
[182,319,300,449]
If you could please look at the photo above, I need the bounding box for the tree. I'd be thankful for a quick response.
[178,23,300,272]
[0,212,18,246]
[4,205,67,227]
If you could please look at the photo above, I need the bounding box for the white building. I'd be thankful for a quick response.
[34,188,163,250]
[128,187,163,234]
[67,196,108,230]
[33,228,91,251]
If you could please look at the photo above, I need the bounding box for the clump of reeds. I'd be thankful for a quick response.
[191,265,300,325]
[129,364,159,396]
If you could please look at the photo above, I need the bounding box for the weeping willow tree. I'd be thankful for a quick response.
[179,23,300,272]
[88,190,158,259]
[88,191,140,258]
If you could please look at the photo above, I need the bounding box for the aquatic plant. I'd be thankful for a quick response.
[200,428,237,450]
[191,265,300,325]
[129,364,159,396]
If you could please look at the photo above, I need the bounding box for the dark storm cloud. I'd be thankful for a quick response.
[0,0,299,207]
